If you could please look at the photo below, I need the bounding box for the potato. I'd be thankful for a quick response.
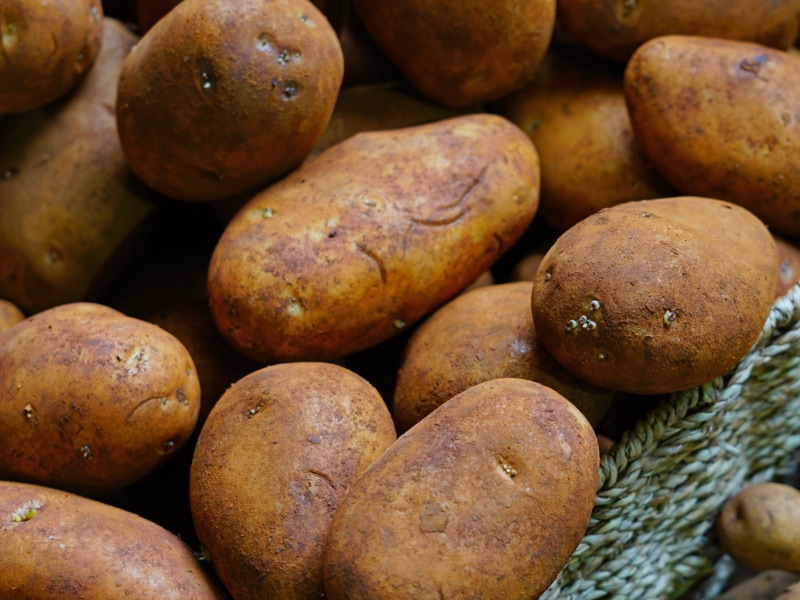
[531,197,778,395]
[0,0,103,114]
[718,482,800,571]
[492,47,675,232]
[208,113,540,363]
[393,281,614,433]
[625,35,800,238]
[0,299,24,333]
[557,0,800,61]
[190,361,396,600]
[136,0,182,33]
[0,302,200,496]
[352,0,556,108]
[0,18,157,315]
[116,0,344,201]
[0,480,225,599]
[718,570,800,600]
[776,235,800,298]
[323,378,599,599]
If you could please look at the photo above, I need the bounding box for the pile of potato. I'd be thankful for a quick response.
[3,0,800,598]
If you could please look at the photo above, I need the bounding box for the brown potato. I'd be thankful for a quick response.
[0,18,156,315]
[718,570,800,600]
[557,0,800,61]
[531,197,778,395]
[0,480,225,599]
[208,114,540,363]
[718,482,800,571]
[0,0,104,114]
[352,0,556,108]
[0,298,24,333]
[625,35,800,238]
[0,302,200,496]
[116,0,344,201]
[190,361,396,600]
[393,281,614,433]
[492,47,674,232]
[323,378,599,599]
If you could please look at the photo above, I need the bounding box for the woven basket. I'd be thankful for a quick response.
[540,282,800,600]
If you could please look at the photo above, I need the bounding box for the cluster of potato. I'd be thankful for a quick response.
[3,0,800,598]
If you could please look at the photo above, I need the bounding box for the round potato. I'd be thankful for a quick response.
[0,0,103,114]
[208,113,540,363]
[0,480,224,599]
[0,302,201,496]
[116,0,344,201]
[190,362,396,600]
[323,378,599,599]
[531,197,778,395]
[393,281,615,433]
[625,35,800,238]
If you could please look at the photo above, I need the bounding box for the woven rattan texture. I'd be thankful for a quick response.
[540,283,800,600]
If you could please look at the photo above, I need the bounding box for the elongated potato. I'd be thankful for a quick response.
[0,480,224,599]
[625,35,800,238]
[0,302,200,496]
[323,378,599,599]
[208,114,540,363]
[190,362,396,600]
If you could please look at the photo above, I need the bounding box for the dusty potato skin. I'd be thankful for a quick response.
[717,482,800,571]
[557,0,800,61]
[492,48,674,232]
[393,282,614,434]
[0,0,103,114]
[323,378,599,599]
[0,299,24,333]
[625,35,800,238]
[0,18,156,315]
[208,114,540,363]
[0,480,225,599]
[190,362,396,600]
[0,302,201,496]
[116,0,343,201]
[352,0,556,108]
[531,197,778,395]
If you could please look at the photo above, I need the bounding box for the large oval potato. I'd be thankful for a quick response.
[0,302,201,495]
[625,35,800,238]
[0,480,225,599]
[116,0,343,201]
[323,378,599,599]
[0,0,103,114]
[531,197,778,395]
[190,362,396,600]
[208,113,540,363]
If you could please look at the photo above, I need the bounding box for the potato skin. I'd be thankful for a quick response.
[393,281,614,433]
[116,0,343,201]
[557,0,800,61]
[0,480,225,599]
[625,35,800,238]
[352,0,556,108]
[531,197,778,395]
[190,362,396,600]
[208,114,540,363]
[0,302,201,496]
[0,0,103,114]
[323,378,599,599]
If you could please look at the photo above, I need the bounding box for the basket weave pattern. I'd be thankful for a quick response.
[541,283,800,600]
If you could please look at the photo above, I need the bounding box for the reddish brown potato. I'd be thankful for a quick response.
[0,480,225,599]
[0,299,24,333]
[0,302,201,496]
[0,0,103,114]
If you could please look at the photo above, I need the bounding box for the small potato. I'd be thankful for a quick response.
[190,362,396,600]
[0,0,103,114]
[0,480,225,599]
[208,114,540,363]
[0,302,201,496]
[625,35,800,238]
[323,378,599,599]
[0,298,24,333]
[531,197,778,394]
[718,482,800,571]
[393,281,614,433]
